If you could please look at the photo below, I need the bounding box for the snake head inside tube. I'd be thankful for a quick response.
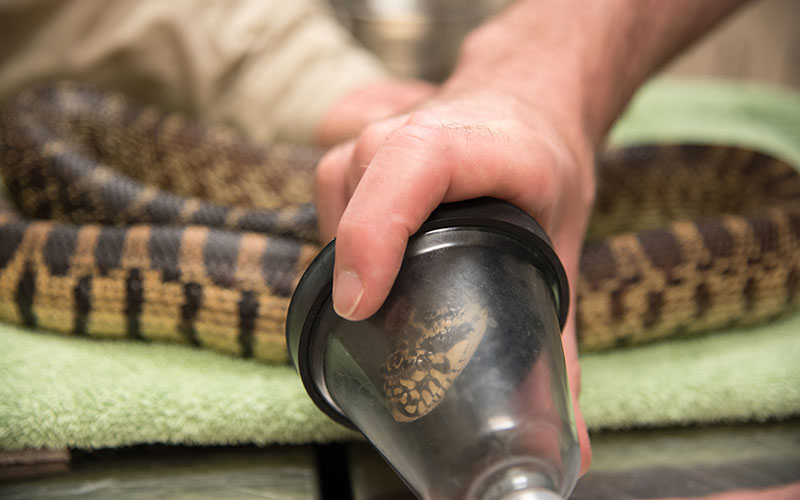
[382,297,489,422]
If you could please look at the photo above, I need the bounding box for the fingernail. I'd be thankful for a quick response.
[333,269,364,319]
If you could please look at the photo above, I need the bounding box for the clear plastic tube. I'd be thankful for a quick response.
[319,228,580,499]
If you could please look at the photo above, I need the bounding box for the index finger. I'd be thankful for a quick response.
[331,123,556,320]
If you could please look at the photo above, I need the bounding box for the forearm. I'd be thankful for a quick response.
[446,0,748,147]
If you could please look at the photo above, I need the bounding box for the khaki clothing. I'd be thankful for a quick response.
[0,0,389,143]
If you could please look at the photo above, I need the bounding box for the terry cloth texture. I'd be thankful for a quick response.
[1,78,799,450]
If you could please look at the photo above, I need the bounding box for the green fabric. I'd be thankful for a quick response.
[609,78,800,166]
[1,78,800,450]
[580,314,800,430]
[0,324,358,449]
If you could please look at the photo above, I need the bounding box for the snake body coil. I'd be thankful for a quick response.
[0,83,322,362]
[1,82,799,373]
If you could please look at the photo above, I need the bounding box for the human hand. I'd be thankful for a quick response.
[312,0,748,478]
[315,79,436,146]
[314,85,596,473]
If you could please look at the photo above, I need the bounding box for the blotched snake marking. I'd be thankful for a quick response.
[1,82,799,421]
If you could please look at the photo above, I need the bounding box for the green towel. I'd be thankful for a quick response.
[1,78,799,450]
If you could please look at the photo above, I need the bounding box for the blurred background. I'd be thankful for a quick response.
[666,0,799,89]
[328,0,799,88]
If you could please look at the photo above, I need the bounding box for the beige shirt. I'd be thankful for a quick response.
[0,0,389,143]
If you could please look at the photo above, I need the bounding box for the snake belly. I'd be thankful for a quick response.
[1,82,800,421]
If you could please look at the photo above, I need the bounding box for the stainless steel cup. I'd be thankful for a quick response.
[329,0,513,81]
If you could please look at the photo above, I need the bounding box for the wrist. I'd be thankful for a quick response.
[443,0,747,149]
[443,1,606,149]
[440,5,611,192]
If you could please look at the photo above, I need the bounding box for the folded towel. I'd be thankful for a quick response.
[580,313,800,430]
[1,78,799,450]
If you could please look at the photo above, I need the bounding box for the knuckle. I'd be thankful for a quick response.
[387,124,441,151]
[360,120,391,144]
[336,209,412,253]
[385,210,419,240]
[352,121,391,167]
[315,150,342,187]
[335,218,386,262]
[405,109,436,126]
[334,211,369,241]
[535,165,559,206]
[351,145,372,174]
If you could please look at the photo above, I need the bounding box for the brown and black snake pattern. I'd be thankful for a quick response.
[1,82,799,366]
[0,83,321,362]
[581,144,800,349]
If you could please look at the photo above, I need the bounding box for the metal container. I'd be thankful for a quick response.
[329,0,513,81]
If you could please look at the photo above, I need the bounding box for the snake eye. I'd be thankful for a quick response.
[415,356,431,371]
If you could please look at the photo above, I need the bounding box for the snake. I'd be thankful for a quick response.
[381,290,491,422]
[1,82,799,422]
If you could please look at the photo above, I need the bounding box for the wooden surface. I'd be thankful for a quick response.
[348,421,800,500]
[0,445,321,500]
[3,421,797,499]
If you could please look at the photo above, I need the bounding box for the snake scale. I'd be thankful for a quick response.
[1,82,800,419]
